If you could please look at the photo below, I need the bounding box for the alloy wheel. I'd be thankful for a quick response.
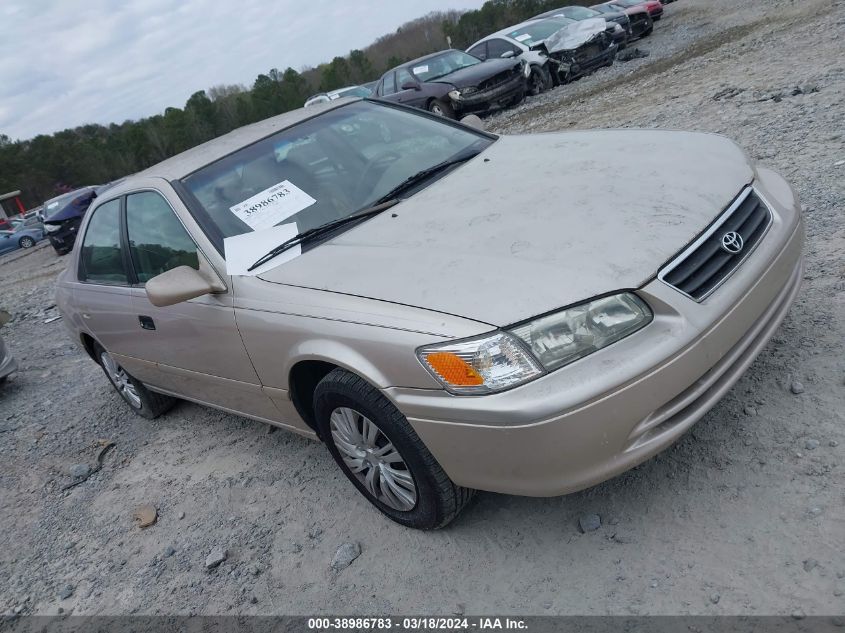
[19,237,35,248]
[329,406,418,511]
[100,352,142,409]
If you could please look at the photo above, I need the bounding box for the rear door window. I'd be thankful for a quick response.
[125,191,199,283]
[79,199,128,285]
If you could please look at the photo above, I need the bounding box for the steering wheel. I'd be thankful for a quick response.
[354,150,402,204]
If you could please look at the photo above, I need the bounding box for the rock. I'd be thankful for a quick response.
[833,589,843,597]
[791,610,805,620]
[205,548,228,569]
[830,440,839,448]
[578,514,601,533]
[250,595,258,604]
[835,160,845,167]
[177,511,185,520]
[743,406,757,416]
[58,585,74,600]
[790,381,805,394]
[68,463,90,479]
[330,542,362,572]
[164,546,176,557]
[803,559,819,572]
[710,592,720,604]
[132,504,157,528]
[308,526,323,539]
[804,439,819,450]
[808,507,823,517]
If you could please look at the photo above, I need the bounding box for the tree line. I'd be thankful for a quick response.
[1,1,587,209]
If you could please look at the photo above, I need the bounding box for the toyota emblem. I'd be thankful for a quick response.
[721,231,744,254]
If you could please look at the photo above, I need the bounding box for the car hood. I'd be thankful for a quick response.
[44,190,97,224]
[258,130,754,327]
[432,58,520,90]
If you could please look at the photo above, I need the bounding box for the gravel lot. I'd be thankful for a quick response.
[1,0,843,617]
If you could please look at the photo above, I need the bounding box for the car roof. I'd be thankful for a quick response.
[130,98,357,182]
[473,16,571,45]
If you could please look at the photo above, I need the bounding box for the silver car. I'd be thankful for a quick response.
[56,98,804,529]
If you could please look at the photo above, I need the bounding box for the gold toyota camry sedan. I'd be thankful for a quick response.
[56,98,804,529]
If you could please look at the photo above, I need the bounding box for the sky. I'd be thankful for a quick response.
[0,0,486,141]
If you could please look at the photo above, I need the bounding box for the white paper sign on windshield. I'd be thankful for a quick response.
[224,223,301,276]
[229,180,316,231]
[412,64,429,75]
[514,33,532,42]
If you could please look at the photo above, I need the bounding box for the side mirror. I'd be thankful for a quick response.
[460,114,486,131]
[501,50,515,59]
[400,80,421,91]
[145,266,219,307]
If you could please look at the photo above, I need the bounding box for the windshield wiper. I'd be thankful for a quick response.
[247,199,399,271]
[371,149,481,206]
[247,149,480,272]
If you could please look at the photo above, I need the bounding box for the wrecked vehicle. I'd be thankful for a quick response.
[532,17,618,83]
[532,6,631,48]
[373,49,528,119]
[593,2,653,39]
[56,98,804,529]
[42,187,98,255]
[468,16,620,94]
[610,0,664,21]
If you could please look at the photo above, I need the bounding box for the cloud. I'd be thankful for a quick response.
[1,0,485,140]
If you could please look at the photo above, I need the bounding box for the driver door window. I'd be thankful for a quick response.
[125,191,199,283]
[487,39,520,59]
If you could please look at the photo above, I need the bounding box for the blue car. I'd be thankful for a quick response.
[0,226,44,255]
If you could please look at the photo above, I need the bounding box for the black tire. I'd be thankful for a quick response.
[94,344,176,419]
[314,368,474,529]
[18,236,35,249]
[427,99,456,119]
[527,66,551,96]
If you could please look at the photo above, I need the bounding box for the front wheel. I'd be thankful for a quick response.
[427,99,456,119]
[18,236,35,249]
[527,66,551,96]
[314,368,474,529]
[96,345,176,419]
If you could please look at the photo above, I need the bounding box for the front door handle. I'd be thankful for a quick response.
[138,315,156,331]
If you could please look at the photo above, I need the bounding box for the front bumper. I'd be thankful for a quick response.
[452,74,525,114]
[388,169,804,496]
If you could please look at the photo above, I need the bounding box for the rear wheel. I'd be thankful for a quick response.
[96,345,175,419]
[18,236,35,249]
[314,368,474,529]
[427,99,456,119]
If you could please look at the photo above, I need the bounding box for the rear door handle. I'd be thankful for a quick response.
[138,315,156,331]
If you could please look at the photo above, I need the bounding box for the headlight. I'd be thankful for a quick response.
[509,293,652,372]
[418,293,651,395]
[44,223,61,233]
[447,89,462,101]
[522,60,531,78]
[418,332,543,395]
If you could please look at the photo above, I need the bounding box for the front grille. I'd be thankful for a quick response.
[659,188,773,301]
[478,71,512,92]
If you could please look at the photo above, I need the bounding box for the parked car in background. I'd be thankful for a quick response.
[0,311,16,383]
[304,85,373,108]
[373,49,528,118]
[611,0,664,20]
[468,16,619,94]
[593,2,653,39]
[42,187,99,255]
[0,225,44,255]
[10,215,44,232]
[533,5,631,47]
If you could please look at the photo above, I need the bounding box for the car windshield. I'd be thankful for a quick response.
[180,101,492,249]
[507,18,573,46]
[410,51,480,82]
[560,6,600,19]
[593,5,616,14]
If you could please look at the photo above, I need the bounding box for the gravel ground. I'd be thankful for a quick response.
[1,0,843,617]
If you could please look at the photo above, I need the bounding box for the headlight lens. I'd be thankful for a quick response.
[418,332,543,395]
[509,293,652,372]
[44,223,61,233]
[447,89,462,101]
